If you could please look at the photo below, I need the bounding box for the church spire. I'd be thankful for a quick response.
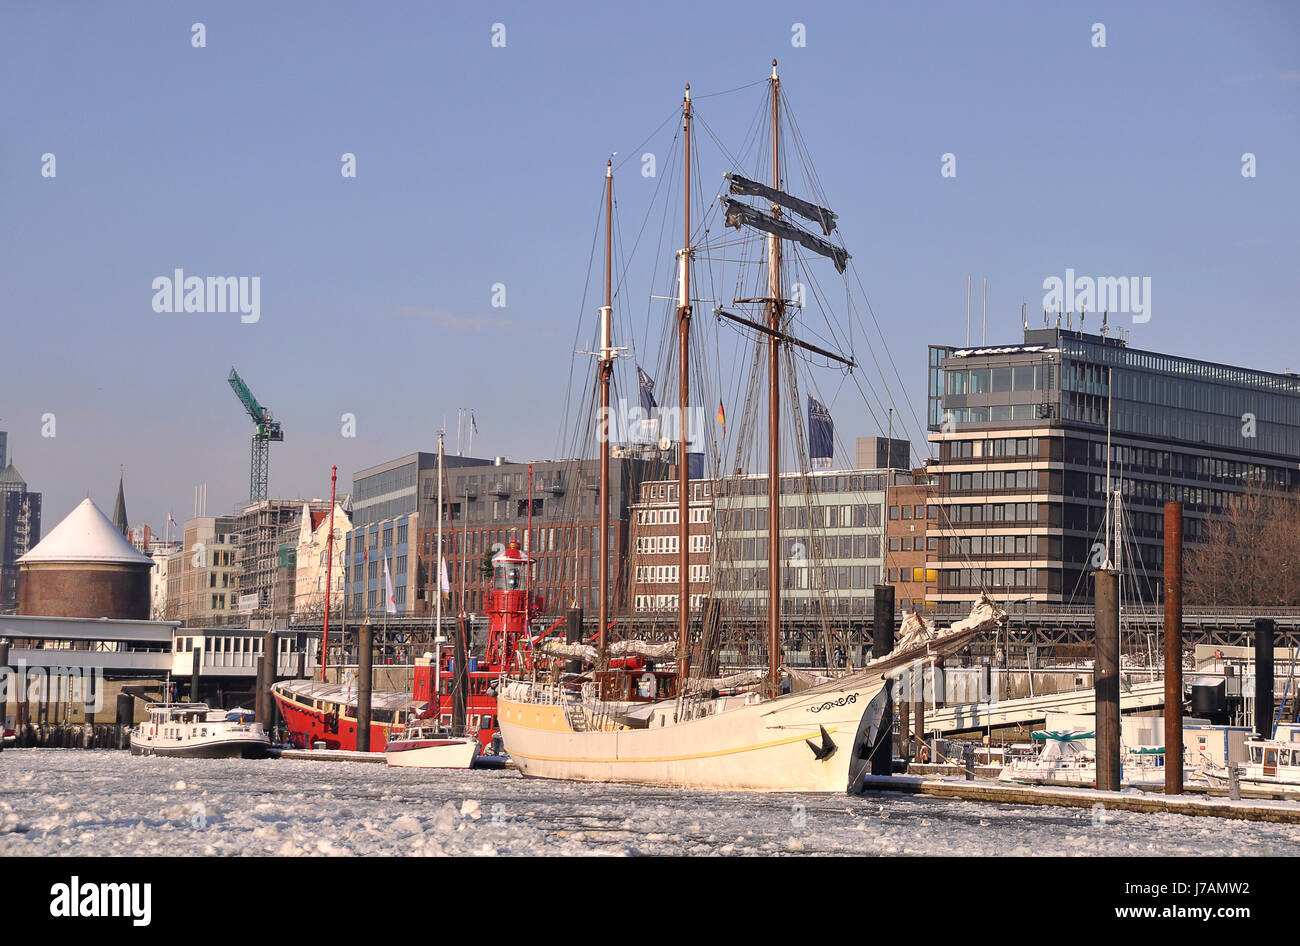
[112,470,128,535]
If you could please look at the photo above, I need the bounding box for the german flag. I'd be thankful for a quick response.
[716,401,726,438]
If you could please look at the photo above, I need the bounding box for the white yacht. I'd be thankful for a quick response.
[130,704,269,759]
[1205,734,1300,797]
[998,730,1202,788]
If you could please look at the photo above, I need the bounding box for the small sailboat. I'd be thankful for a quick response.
[384,432,481,769]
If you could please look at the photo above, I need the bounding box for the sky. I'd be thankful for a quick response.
[2,0,1297,536]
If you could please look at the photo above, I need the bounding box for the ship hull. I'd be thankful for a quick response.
[130,735,269,759]
[384,736,479,769]
[271,681,404,752]
[497,677,888,793]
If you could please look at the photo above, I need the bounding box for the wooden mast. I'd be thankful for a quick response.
[677,83,693,674]
[766,60,783,697]
[598,159,613,656]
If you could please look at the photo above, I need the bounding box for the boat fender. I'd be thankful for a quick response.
[919,745,930,763]
[325,708,339,733]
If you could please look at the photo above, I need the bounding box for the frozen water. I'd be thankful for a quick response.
[1,749,1298,856]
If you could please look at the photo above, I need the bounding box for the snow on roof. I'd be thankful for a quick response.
[17,497,154,566]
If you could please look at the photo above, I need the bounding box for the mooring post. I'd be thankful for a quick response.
[254,655,266,724]
[871,585,895,775]
[1255,617,1276,739]
[914,679,925,762]
[191,645,202,703]
[1164,501,1184,794]
[357,623,374,752]
[565,606,584,678]
[453,615,469,734]
[263,631,278,737]
[898,672,911,763]
[115,691,133,749]
[1095,568,1121,792]
[0,638,8,749]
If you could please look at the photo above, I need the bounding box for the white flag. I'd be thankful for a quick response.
[439,556,450,596]
[383,552,397,614]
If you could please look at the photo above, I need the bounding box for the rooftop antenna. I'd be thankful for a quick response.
[1022,300,1028,331]
[965,275,971,346]
[1081,307,1086,330]
[1100,309,1110,338]
[981,277,987,345]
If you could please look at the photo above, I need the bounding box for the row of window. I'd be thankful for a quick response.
[944,404,1043,424]
[946,437,1041,460]
[944,567,1040,589]
[889,536,936,552]
[944,534,1041,557]
[634,593,709,612]
[946,363,1049,395]
[641,482,713,501]
[718,534,883,563]
[722,503,884,532]
[947,469,1040,493]
[941,502,1040,524]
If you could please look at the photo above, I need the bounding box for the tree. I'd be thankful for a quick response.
[1185,478,1300,607]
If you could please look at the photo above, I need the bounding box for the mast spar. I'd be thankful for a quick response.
[766,60,782,698]
[598,159,613,657]
[677,83,693,676]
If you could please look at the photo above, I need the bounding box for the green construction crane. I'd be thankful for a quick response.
[227,367,284,503]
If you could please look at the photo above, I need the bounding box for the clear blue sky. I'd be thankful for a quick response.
[2,0,1297,534]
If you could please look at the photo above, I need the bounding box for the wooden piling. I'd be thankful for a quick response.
[1095,568,1121,792]
[1164,501,1184,794]
[1255,617,1276,739]
[871,585,895,775]
[356,623,373,752]
[190,646,201,703]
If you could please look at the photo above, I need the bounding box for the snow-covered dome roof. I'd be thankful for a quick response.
[17,497,154,566]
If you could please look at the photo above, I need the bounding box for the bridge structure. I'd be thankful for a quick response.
[286,605,1300,667]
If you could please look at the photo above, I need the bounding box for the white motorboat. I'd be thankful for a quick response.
[999,731,1202,787]
[130,704,269,759]
[1205,733,1300,797]
[384,721,480,769]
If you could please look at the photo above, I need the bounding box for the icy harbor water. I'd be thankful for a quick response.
[2,749,1299,856]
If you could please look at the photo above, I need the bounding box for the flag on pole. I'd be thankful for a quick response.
[637,366,658,414]
[383,552,397,614]
[808,395,834,470]
[439,556,451,598]
[471,411,478,435]
[716,401,726,439]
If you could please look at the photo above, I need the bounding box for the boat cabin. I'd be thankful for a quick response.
[592,655,678,703]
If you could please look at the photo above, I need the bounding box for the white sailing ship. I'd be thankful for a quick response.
[498,63,1007,792]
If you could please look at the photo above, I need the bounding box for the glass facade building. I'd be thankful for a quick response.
[926,327,1300,607]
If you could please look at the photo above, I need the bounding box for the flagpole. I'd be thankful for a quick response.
[436,429,444,727]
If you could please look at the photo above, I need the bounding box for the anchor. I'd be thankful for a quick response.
[806,724,837,761]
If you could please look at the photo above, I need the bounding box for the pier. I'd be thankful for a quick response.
[859,774,1300,824]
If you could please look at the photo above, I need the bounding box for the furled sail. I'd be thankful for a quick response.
[722,198,851,273]
[724,172,839,235]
